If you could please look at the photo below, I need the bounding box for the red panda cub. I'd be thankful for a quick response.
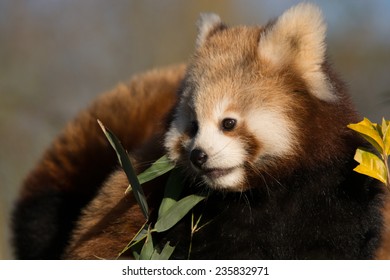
[12,3,389,259]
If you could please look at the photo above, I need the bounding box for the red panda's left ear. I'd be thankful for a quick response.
[196,13,225,48]
[258,3,336,102]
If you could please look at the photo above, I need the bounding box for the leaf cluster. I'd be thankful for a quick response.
[348,117,390,188]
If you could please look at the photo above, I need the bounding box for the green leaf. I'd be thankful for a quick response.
[348,118,384,153]
[137,155,175,185]
[158,168,185,219]
[150,242,176,260]
[382,118,390,156]
[133,251,140,260]
[139,227,154,260]
[155,195,206,233]
[353,148,387,184]
[97,120,149,220]
[125,154,174,195]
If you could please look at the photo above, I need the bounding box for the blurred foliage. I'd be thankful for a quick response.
[1,0,389,259]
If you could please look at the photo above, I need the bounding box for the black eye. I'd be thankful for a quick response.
[221,118,237,131]
[189,120,199,137]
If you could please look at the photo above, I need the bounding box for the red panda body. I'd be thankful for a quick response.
[12,3,390,259]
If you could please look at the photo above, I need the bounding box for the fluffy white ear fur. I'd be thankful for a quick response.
[196,13,222,48]
[258,3,336,101]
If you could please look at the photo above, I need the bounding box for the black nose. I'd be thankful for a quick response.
[190,148,208,168]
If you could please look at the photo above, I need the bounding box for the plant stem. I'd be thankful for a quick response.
[187,212,195,260]
[117,221,149,259]
[383,153,390,189]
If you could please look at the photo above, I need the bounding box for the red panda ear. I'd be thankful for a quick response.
[258,3,336,102]
[196,13,224,48]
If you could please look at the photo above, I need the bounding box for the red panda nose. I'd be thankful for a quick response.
[190,148,208,168]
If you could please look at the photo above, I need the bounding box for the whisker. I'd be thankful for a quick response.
[239,192,253,223]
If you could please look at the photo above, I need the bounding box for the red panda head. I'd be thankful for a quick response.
[165,3,356,192]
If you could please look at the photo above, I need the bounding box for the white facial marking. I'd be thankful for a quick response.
[202,167,245,190]
[246,108,295,158]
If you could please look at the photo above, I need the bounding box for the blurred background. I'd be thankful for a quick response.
[0,0,389,259]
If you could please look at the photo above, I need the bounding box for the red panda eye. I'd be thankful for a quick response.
[189,120,199,137]
[222,118,237,131]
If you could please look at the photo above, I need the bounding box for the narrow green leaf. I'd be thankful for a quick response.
[353,148,387,184]
[139,228,154,260]
[348,118,384,153]
[151,242,176,260]
[155,195,206,233]
[125,155,175,195]
[137,155,175,185]
[158,168,185,219]
[97,120,149,220]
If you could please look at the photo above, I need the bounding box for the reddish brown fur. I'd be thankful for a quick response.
[180,24,362,183]
[19,65,186,200]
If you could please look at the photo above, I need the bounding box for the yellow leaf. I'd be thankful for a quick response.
[382,118,390,156]
[348,118,384,153]
[353,148,387,184]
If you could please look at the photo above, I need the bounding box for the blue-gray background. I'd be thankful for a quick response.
[1,0,389,259]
